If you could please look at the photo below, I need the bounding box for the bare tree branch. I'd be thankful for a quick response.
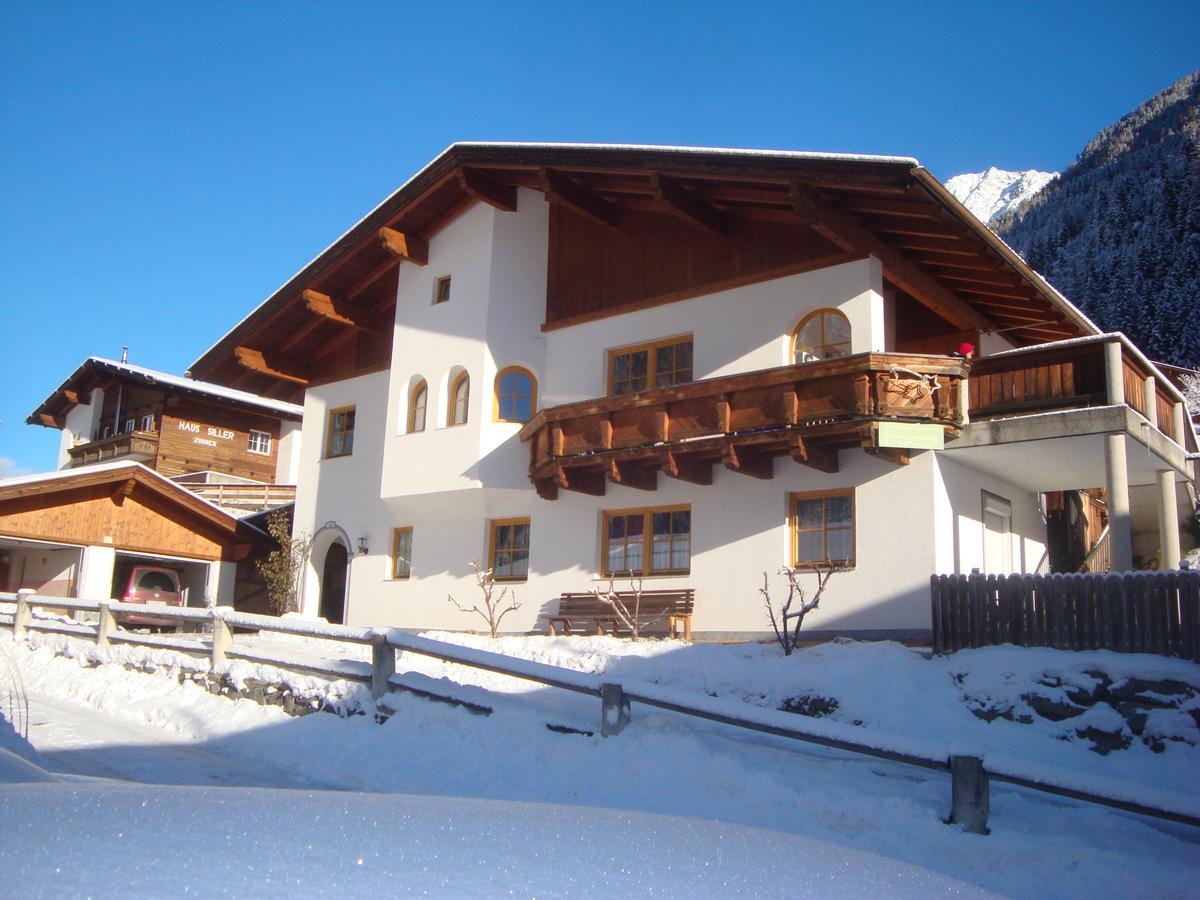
[447,560,522,638]
[590,576,668,641]
[758,562,837,655]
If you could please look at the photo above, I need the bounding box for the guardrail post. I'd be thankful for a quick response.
[600,682,630,737]
[371,632,396,700]
[948,755,989,834]
[211,611,232,666]
[13,590,33,638]
[96,603,116,647]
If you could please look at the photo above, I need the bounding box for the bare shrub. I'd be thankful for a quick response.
[256,508,313,616]
[447,560,521,638]
[759,563,837,656]
[590,577,667,641]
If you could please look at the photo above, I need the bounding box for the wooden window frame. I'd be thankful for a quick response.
[792,308,851,364]
[606,334,693,397]
[139,414,155,432]
[493,366,538,423]
[433,274,452,305]
[600,504,691,578]
[488,517,531,582]
[788,488,855,569]
[447,371,470,427]
[247,429,272,456]
[123,417,136,434]
[390,527,413,580]
[407,380,428,434]
[325,405,356,459]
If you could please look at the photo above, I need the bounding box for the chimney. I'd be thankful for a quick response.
[120,346,129,364]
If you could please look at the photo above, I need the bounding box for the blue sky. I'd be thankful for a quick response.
[1,1,1196,474]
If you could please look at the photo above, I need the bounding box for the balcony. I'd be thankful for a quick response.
[968,334,1193,451]
[519,353,969,499]
[67,430,159,468]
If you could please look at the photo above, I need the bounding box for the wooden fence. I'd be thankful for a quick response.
[3,589,1199,833]
[931,568,1200,661]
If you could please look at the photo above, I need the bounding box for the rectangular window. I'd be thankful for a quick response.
[433,275,452,304]
[248,429,272,455]
[608,336,693,396]
[488,518,530,581]
[139,414,155,432]
[325,406,356,458]
[390,527,413,579]
[790,489,855,568]
[123,418,135,434]
[602,506,690,577]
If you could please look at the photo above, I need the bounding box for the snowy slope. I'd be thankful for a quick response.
[945,166,1057,223]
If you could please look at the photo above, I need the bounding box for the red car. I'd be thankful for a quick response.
[120,565,184,626]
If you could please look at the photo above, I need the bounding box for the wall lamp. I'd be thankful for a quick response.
[356,536,369,556]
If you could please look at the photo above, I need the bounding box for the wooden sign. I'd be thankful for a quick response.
[877,421,944,450]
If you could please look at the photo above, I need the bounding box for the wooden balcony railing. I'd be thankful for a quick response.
[519,353,968,499]
[183,482,297,511]
[969,334,1193,452]
[67,431,159,467]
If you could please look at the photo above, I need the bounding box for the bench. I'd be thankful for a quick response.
[547,589,694,640]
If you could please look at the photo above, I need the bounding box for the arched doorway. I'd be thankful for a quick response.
[318,542,348,624]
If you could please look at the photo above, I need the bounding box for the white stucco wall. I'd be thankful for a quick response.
[274,420,303,484]
[931,454,1047,576]
[58,387,106,469]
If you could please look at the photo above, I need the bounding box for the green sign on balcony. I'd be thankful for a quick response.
[877,421,945,450]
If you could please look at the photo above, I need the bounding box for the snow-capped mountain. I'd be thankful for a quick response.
[944,167,1058,223]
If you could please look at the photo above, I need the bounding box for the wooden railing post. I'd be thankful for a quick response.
[211,611,232,666]
[600,682,630,736]
[13,589,33,638]
[96,603,116,647]
[948,755,990,834]
[370,631,396,700]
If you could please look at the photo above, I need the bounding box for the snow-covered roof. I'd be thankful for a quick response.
[0,460,268,537]
[30,357,303,424]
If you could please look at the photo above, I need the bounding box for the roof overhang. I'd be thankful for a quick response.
[188,142,1101,397]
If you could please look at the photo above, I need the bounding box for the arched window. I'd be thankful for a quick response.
[407,379,428,433]
[494,366,537,423]
[448,371,470,426]
[792,309,851,364]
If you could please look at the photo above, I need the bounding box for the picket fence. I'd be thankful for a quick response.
[931,567,1200,661]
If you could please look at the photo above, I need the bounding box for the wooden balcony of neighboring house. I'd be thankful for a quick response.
[518,353,970,499]
[182,482,297,512]
[67,430,159,468]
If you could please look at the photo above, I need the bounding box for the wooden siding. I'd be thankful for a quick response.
[968,343,1108,418]
[155,399,282,482]
[545,203,847,326]
[0,484,233,561]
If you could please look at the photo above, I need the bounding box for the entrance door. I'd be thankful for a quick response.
[982,492,1013,574]
[318,542,348,624]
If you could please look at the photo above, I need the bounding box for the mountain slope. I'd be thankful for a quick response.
[994,71,1200,368]
[945,167,1058,223]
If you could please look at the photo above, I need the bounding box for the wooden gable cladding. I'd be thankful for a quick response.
[520,353,968,499]
[155,397,283,483]
[545,202,854,327]
[0,475,258,562]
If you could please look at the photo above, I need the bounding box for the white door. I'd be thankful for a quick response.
[982,492,1013,574]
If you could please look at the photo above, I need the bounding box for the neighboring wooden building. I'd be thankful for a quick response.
[28,357,304,488]
[0,461,269,608]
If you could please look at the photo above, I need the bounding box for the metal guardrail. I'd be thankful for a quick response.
[3,589,1198,833]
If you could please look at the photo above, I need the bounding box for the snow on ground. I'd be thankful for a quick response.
[5,630,1200,897]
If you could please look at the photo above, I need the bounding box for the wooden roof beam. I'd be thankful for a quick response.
[458,167,518,212]
[790,183,992,333]
[650,173,730,236]
[234,347,310,385]
[110,477,136,506]
[540,168,620,229]
[37,413,63,429]
[302,289,379,333]
[378,227,429,266]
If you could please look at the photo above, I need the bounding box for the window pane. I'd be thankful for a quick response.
[608,516,627,540]
[626,515,644,539]
[494,550,510,574]
[494,524,511,549]
[655,345,674,374]
[510,550,529,578]
[826,528,853,563]
[671,543,689,571]
[652,511,671,536]
[513,524,530,550]
[625,542,643,573]
[607,543,625,573]
[795,499,823,530]
[826,495,852,526]
[514,397,531,421]
[629,351,648,378]
[825,313,850,346]
[797,531,824,564]
[613,354,631,380]
[671,510,690,536]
